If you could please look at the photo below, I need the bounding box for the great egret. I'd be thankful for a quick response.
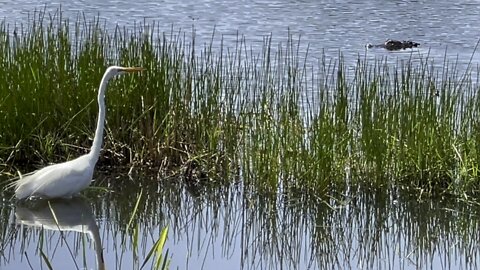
[10,66,144,200]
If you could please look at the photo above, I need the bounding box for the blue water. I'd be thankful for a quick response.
[1,1,480,269]
[2,181,480,270]
[1,0,479,70]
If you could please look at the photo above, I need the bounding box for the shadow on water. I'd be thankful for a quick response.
[1,173,480,269]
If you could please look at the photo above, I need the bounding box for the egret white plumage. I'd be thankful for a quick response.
[10,66,144,200]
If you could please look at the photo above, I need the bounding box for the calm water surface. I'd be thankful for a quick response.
[1,175,480,269]
[1,1,480,269]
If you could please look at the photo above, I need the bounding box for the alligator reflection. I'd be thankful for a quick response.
[15,198,104,270]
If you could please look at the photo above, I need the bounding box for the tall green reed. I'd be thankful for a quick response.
[1,10,480,196]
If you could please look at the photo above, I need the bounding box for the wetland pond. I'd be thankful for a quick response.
[2,173,480,269]
[1,0,480,269]
[0,0,479,70]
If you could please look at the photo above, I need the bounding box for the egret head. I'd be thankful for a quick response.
[104,66,145,78]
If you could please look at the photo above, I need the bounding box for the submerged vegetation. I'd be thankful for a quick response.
[1,10,480,197]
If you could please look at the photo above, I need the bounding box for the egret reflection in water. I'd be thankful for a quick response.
[15,198,104,270]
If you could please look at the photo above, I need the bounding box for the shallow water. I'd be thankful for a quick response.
[1,1,480,269]
[1,174,480,269]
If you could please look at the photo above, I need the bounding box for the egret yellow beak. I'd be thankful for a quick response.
[121,67,145,72]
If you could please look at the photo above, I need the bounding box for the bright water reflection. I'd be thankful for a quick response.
[1,174,480,269]
[1,1,480,267]
[2,198,104,270]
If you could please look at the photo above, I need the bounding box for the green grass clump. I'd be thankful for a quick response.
[1,10,480,197]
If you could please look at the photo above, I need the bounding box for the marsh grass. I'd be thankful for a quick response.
[1,10,480,196]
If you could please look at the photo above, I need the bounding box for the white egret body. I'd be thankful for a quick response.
[12,66,144,200]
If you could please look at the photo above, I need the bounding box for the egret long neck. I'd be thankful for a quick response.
[89,72,110,163]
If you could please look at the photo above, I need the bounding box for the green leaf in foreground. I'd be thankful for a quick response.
[140,226,170,270]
